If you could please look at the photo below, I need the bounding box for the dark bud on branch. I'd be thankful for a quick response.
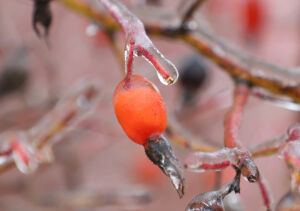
[179,55,208,107]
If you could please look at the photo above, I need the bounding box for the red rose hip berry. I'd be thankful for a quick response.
[113,75,167,145]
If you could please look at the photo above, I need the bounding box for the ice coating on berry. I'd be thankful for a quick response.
[113,75,167,145]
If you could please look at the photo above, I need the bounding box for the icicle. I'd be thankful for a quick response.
[252,88,300,111]
[99,0,179,85]
[136,44,179,85]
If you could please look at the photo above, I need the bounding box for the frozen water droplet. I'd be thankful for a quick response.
[147,46,178,85]
[156,71,176,85]
[86,23,100,37]
[136,45,178,85]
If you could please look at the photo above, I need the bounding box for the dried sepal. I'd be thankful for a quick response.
[33,0,52,39]
[144,135,185,198]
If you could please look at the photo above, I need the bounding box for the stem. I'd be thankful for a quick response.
[181,0,206,25]
[200,160,231,170]
[136,45,171,81]
[257,176,273,211]
[124,41,134,88]
[224,82,250,148]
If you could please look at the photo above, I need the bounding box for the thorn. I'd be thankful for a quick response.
[144,135,185,198]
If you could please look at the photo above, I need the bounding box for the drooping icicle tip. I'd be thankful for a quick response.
[136,45,179,86]
[144,135,185,198]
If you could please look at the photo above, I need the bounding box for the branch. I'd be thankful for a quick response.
[0,80,101,174]
[249,123,300,158]
[180,0,206,26]
[56,0,300,103]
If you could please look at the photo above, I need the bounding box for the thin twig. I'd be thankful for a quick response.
[224,82,250,148]
[0,80,101,174]
[181,0,206,25]
[257,176,273,211]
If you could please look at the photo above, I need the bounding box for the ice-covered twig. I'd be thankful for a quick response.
[249,123,300,158]
[124,41,134,87]
[276,142,300,209]
[184,148,235,172]
[258,175,274,211]
[224,82,250,148]
[99,0,178,85]
[252,88,300,111]
[185,147,270,210]
[282,142,300,172]
[0,80,101,174]
[185,148,259,183]
[180,0,206,26]
[57,0,300,102]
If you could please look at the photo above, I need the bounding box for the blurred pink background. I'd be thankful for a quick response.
[0,0,299,210]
